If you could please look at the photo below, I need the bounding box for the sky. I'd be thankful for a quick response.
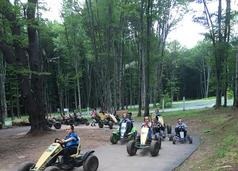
[41,0,237,49]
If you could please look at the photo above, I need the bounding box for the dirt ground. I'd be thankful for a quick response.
[0,125,112,171]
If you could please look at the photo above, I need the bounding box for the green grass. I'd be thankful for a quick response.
[174,108,238,171]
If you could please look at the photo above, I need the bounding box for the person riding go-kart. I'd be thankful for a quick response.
[127,116,161,157]
[171,118,192,144]
[17,125,99,171]
[110,112,137,144]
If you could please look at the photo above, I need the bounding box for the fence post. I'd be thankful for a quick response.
[162,98,165,112]
[183,96,186,111]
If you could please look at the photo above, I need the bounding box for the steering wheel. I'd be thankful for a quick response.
[54,138,65,147]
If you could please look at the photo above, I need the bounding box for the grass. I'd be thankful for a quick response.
[173,108,238,171]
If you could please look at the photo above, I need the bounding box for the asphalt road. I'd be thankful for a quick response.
[93,136,199,171]
[75,123,200,171]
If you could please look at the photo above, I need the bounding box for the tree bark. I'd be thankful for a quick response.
[27,0,48,133]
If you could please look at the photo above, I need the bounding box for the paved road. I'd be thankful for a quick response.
[75,123,200,171]
[92,136,199,171]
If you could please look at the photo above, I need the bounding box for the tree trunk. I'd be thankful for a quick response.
[144,0,152,116]
[27,0,48,133]
[0,55,7,125]
[234,51,238,108]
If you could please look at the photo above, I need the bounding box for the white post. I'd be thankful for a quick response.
[87,107,89,116]
[183,96,186,111]
[162,98,165,112]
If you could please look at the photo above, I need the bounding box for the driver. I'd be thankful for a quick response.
[175,118,188,137]
[119,113,133,136]
[56,125,80,163]
[141,116,153,140]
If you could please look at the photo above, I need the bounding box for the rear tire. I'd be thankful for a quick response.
[127,140,137,156]
[167,125,172,134]
[54,122,61,129]
[187,135,193,144]
[110,134,118,144]
[98,121,104,128]
[150,141,160,156]
[108,121,113,129]
[17,161,34,171]
[172,136,176,144]
[44,166,60,171]
[83,155,99,171]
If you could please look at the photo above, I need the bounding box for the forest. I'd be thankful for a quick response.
[0,0,238,133]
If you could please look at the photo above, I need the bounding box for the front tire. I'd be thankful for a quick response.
[54,122,61,129]
[110,134,118,144]
[83,155,99,171]
[150,141,160,156]
[127,140,137,156]
[17,161,34,171]
[44,166,60,171]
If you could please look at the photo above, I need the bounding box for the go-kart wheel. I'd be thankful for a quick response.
[172,136,176,144]
[150,141,160,156]
[187,135,193,144]
[98,121,104,128]
[54,122,61,129]
[168,135,173,141]
[17,161,34,171]
[48,123,53,128]
[157,137,162,149]
[108,121,113,129]
[85,121,90,126]
[110,134,118,144]
[44,166,60,171]
[127,140,137,156]
[83,154,99,171]
[167,125,172,134]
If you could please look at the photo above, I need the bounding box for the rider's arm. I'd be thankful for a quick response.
[63,133,79,143]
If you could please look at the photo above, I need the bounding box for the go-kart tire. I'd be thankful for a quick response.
[110,134,118,144]
[172,136,176,144]
[127,140,137,156]
[168,135,173,141]
[157,137,162,149]
[17,161,34,171]
[187,135,193,144]
[108,121,113,129]
[167,125,172,134]
[150,141,160,157]
[85,121,90,126]
[54,122,61,129]
[98,121,104,128]
[83,154,99,171]
[48,123,53,128]
[44,166,60,171]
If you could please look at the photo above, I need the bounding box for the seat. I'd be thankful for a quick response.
[70,138,81,158]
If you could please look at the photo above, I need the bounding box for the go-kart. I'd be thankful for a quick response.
[60,113,89,126]
[127,127,161,157]
[171,126,192,144]
[47,118,61,129]
[152,116,172,140]
[17,138,99,171]
[110,120,137,144]
[96,112,118,129]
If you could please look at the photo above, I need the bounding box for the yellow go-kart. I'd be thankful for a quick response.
[17,139,99,171]
[96,112,118,129]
